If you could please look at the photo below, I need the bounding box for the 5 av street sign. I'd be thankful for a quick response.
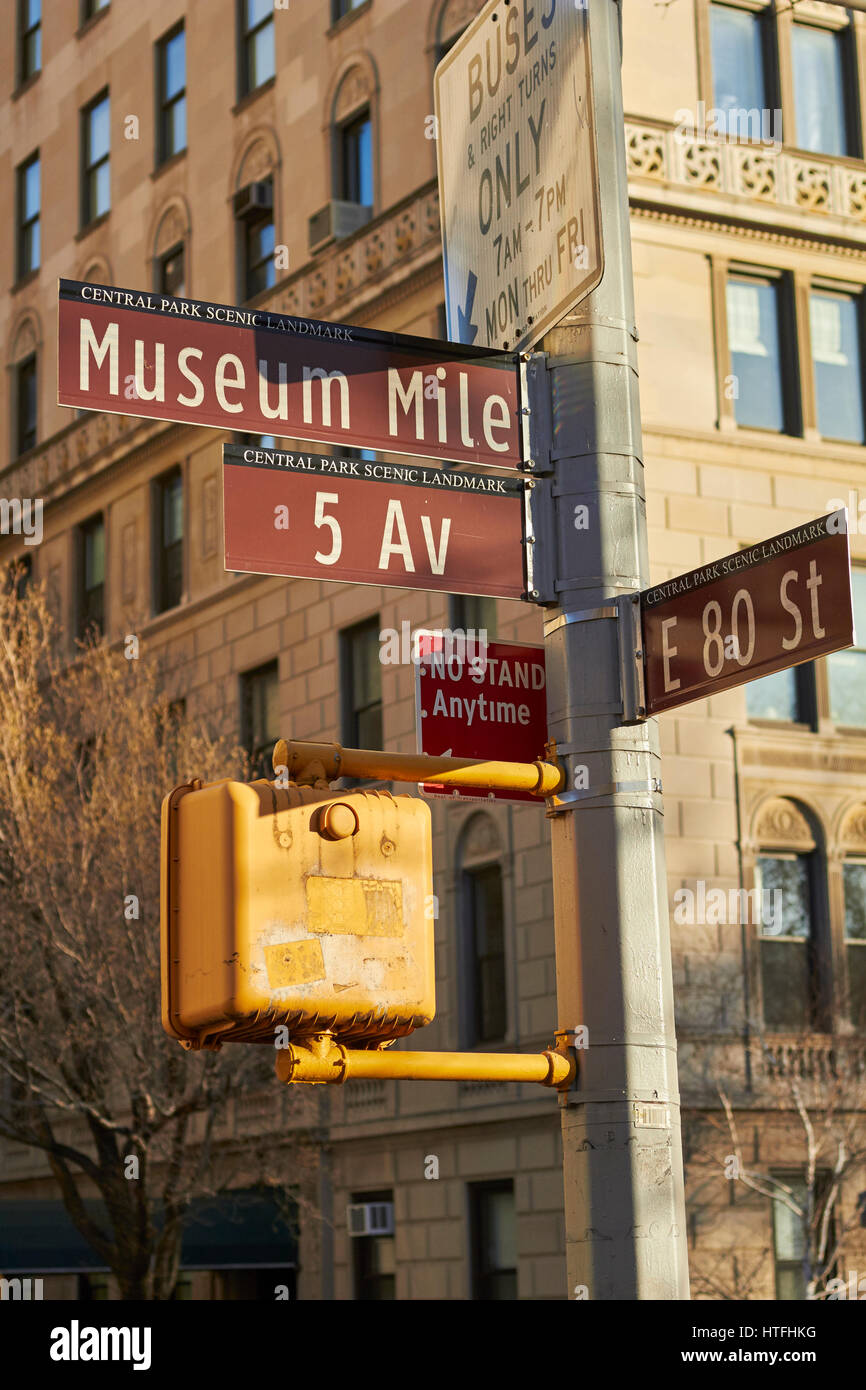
[640,511,855,716]
[223,445,526,598]
[415,633,548,802]
[435,0,602,351]
[57,279,523,469]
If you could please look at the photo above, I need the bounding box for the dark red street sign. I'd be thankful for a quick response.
[57,279,522,470]
[640,510,855,716]
[222,445,526,598]
[415,632,547,803]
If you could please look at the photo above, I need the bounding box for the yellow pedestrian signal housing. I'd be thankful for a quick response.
[160,777,435,1051]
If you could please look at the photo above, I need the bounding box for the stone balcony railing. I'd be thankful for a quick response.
[752,1034,866,1084]
[626,118,866,235]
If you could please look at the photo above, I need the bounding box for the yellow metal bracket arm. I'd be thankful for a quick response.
[275,1031,578,1092]
[272,738,565,797]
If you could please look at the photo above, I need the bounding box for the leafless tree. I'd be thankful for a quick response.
[0,577,312,1299]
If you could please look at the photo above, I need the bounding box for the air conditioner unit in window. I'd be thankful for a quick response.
[308,200,372,255]
[233,181,273,220]
[346,1201,394,1238]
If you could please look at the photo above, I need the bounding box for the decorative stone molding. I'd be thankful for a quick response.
[440,0,484,41]
[78,254,113,285]
[121,522,137,604]
[459,812,502,864]
[752,796,816,850]
[626,118,866,230]
[232,126,280,192]
[839,804,866,852]
[152,198,190,258]
[201,476,219,560]
[9,311,40,363]
[334,66,371,122]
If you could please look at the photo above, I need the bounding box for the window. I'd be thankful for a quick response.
[463,863,507,1045]
[470,1182,516,1300]
[14,355,37,457]
[78,514,105,639]
[449,595,497,643]
[725,272,796,433]
[16,153,40,279]
[82,92,110,226]
[158,244,186,298]
[809,290,864,445]
[236,177,275,300]
[792,23,852,158]
[154,468,183,613]
[351,1192,395,1301]
[756,852,820,1031]
[157,24,186,165]
[341,618,383,749]
[18,0,41,84]
[771,1176,808,1300]
[239,0,275,98]
[241,661,279,778]
[827,569,866,729]
[338,110,373,207]
[82,0,110,20]
[333,0,367,21]
[709,3,772,139]
[6,553,33,600]
[843,861,866,1029]
[746,664,814,726]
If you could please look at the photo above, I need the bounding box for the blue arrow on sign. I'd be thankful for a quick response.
[457,270,479,344]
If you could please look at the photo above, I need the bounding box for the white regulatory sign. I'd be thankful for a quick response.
[434,0,602,353]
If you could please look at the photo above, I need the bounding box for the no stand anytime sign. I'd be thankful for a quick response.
[223,445,526,598]
[640,511,855,716]
[57,279,523,469]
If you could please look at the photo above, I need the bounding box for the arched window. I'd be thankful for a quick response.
[9,314,40,459]
[433,0,485,66]
[232,133,279,302]
[331,63,377,214]
[152,200,190,299]
[457,814,508,1046]
[751,797,827,1033]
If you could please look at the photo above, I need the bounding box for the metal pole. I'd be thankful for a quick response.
[541,0,690,1299]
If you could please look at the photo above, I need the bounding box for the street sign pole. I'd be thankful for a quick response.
[540,0,690,1298]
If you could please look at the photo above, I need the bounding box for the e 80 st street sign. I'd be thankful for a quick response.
[435,0,602,351]
[223,445,526,599]
[640,511,855,716]
[57,279,522,470]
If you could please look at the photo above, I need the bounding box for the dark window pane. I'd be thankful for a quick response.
[746,668,798,721]
[16,357,37,456]
[757,856,813,1032]
[792,24,848,157]
[467,863,507,1044]
[828,570,866,727]
[241,661,279,775]
[727,277,785,431]
[451,595,498,642]
[710,3,765,135]
[844,862,866,1027]
[344,620,383,751]
[341,113,373,206]
[79,515,105,637]
[471,1184,516,1301]
[159,246,185,298]
[156,470,183,612]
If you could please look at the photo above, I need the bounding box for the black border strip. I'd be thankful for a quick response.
[222,445,525,499]
[58,277,518,371]
[641,511,846,609]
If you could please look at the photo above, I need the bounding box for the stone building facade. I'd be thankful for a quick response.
[1,0,865,1298]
